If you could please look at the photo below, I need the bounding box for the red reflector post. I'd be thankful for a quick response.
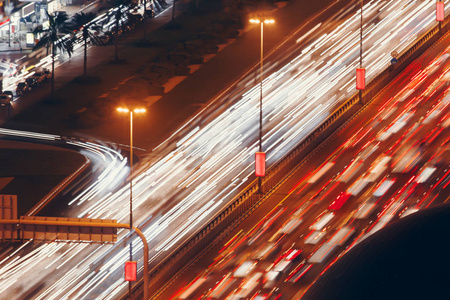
[437,2,445,22]
[125,261,137,281]
[356,68,365,90]
[255,152,266,177]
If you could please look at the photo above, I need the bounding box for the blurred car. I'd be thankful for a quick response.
[0,93,12,106]
[233,260,258,278]
[253,243,280,261]
[16,82,30,95]
[304,228,327,245]
[228,272,262,299]
[272,248,302,274]
[262,271,282,289]
[252,287,283,300]
[328,192,351,210]
[286,261,312,283]
[309,211,334,231]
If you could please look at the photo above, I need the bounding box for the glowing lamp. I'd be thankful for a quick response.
[125,261,137,281]
[356,68,365,90]
[437,2,445,22]
[255,152,266,177]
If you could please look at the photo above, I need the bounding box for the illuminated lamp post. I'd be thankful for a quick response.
[437,2,445,33]
[117,106,146,299]
[356,0,365,104]
[250,18,274,193]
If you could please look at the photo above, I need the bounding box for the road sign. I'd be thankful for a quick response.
[19,216,118,242]
[0,195,18,240]
[391,58,398,65]
[391,51,398,58]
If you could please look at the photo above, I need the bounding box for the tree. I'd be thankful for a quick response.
[71,12,105,77]
[104,0,133,62]
[33,11,74,98]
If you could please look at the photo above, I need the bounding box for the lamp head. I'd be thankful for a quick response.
[117,107,146,114]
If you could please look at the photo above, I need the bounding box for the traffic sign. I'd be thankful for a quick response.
[391,51,398,58]
[19,216,117,242]
[0,195,18,240]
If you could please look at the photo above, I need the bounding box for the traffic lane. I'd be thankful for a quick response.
[158,86,446,298]
[157,101,380,299]
[163,51,450,300]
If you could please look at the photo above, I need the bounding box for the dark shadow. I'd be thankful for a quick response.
[72,75,103,85]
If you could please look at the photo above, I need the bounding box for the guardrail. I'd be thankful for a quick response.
[123,12,450,300]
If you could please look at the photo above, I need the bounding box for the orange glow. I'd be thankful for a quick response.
[249,18,275,24]
[117,107,129,113]
[117,107,146,113]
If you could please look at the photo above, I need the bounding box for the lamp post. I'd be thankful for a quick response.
[117,106,146,299]
[356,0,365,104]
[436,2,445,34]
[250,18,274,193]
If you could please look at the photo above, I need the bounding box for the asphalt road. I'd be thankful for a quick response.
[0,1,447,300]
[163,25,450,300]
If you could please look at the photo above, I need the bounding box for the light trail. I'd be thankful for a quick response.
[1,1,449,299]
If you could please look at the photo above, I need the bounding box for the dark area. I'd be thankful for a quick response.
[0,149,85,176]
[303,204,450,300]
[1,176,67,216]
[0,148,86,216]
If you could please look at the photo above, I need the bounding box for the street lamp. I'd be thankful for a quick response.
[250,18,274,193]
[356,0,365,105]
[117,106,146,298]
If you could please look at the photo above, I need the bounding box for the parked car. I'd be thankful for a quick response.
[97,35,112,45]
[2,90,14,99]
[43,68,52,79]
[16,82,30,95]
[31,72,46,84]
[144,9,155,18]
[0,93,12,106]
[26,77,38,88]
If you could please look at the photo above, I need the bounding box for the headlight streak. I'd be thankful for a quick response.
[0,128,60,140]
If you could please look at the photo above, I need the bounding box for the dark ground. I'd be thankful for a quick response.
[303,204,450,300]
[0,141,86,216]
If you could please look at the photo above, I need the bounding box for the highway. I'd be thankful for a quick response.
[166,28,450,300]
[0,0,448,299]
